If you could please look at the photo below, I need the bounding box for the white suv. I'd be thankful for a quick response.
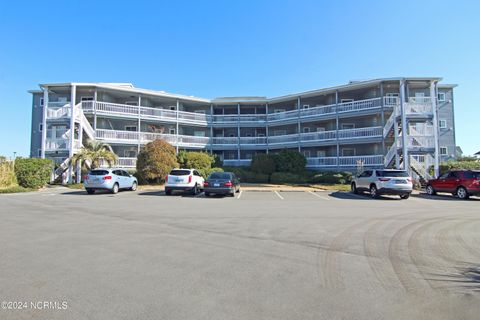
[165,169,205,195]
[351,169,413,199]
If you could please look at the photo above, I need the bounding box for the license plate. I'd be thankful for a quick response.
[395,179,406,184]
[175,178,182,182]
[214,183,220,187]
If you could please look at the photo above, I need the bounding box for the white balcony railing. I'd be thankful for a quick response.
[117,157,137,168]
[306,155,384,168]
[46,103,71,119]
[300,104,336,118]
[300,130,337,142]
[268,133,300,144]
[405,97,433,115]
[406,135,435,148]
[337,126,383,140]
[384,96,400,106]
[212,137,239,145]
[337,97,382,113]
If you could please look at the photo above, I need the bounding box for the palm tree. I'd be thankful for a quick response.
[70,140,118,170]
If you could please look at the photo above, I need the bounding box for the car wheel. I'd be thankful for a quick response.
[400,194,410,200]
[426,185,436,196]
[86,188,95,195]
[229,191,235,197]
[370,185,378,199]
[130,182,137,191]
[192,184,198,195]
[205,192,210,197]
[351,182,358,194]
[236,187,240,193]
[165,189,172,196]
[111,183,119,194]
[456,186,469,200]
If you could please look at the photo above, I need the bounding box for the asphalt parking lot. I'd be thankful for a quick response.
[1,188,479,320]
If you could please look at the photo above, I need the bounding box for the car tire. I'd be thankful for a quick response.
[205,192,211,197]
[130,182,137,191]
[191,184,198,195]
[426,185,436,196]
[229,192,235,197]
[351,182,358,194]
[86,188,95,195]
[370,185,378,199]
[456,186,469,200]
[111,183,119,194]
[236,187,240,193]
[165,189,172,196]
[400,194,410,200]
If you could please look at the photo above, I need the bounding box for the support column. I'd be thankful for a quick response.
[400,79,409,172]
[237,103,241,160]
[265,103,269,154]
[93,88,98,136]
[176,100,180,154]
[335,91,340,170]
[431,81,440,178]
[68,85,76,184]
[297,97,301,152]
[209,104,213,153]
[41,86,48,159]
[138,95,142,155]
[380,83,385,158]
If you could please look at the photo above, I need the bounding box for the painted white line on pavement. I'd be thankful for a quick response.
[273,191,284,200]
[308,191,330,201]
[237,190,243,199]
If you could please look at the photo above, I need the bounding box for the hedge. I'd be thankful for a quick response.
[273,150,306,173]
[270,172,306,184]
[14,158,53,189]
[309,171,352,185]
[430,160,480,176]
[222,166,269,183]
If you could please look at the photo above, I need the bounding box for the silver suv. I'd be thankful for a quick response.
[351,169,413,199]
[83,168,138,194]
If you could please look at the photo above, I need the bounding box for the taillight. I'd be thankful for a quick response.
[188,175,192,183]
[224,181,233,187]
[165,175,168,183]
[204,181,209,187]
[378,178,390,182]
[83,175,89,180]
[103,175,112,180]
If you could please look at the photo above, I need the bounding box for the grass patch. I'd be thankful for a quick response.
[66,183,85,189]
[308,184,351,192]
[0,186,36,193]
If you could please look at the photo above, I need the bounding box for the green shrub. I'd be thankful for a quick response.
[14,158,53,189]
[0,186,35,193]
[270,172,305,184]
[273,150,306,173]
[177,151,215,171]
[136,139,178,184]
[0,157,17,188]
[251,154,276,181]
[222,166,269,183]
[198,167,224,179]
[429,160,480,176]
[309,171,352,185]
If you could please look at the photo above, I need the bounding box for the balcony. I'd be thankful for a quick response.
[45,138,82,151]
[405,97,433,116]
[81,97,388,127]
[306,155,384,168]
[46,102,71,119]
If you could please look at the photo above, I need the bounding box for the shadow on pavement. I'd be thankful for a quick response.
[413,193,480,201]
[329,191,401,201]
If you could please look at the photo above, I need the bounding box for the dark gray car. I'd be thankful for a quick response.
[204,172,240,197]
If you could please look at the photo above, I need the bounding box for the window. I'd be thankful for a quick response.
[302,105,310,109]
[40,98,44,106]
[81,96,94,101]
[342,148,356,156]
[359,170,373,178]
[317,150,326,157]
[39,123,43,132]
[440,147,447,155]
[169,128,175,135]
[439,119,447,129]
[257,133,265,137]
[303,150,311,158]
[274,109,285,113]
[316,127,326,132]
[125,101,138,106]
[437,92,446,102]
[194,131,205,137]
[169,106,176,110]
[341,123,355,130]
[38,149,42,157]
[124,150,136,158]
[341,99,354,103]
[303,127,310,133]
[125,126,137,132]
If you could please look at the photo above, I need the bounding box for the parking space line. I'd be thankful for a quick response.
[308,191,330,201]
[273,191,284,200]
[237,190,243,199]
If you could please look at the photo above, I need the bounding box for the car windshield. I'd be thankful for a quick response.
[376,170,409,177]
[209,173,231,180]
[89,170,109,176]
[169,170,191,176]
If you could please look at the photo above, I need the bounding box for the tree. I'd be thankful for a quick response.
[136,139,178,184]
[177,151,215,170]
[250,154,276,182]
[273,149,306,173]
[70,140,118,169]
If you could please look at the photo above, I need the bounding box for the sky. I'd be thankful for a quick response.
[0,0,479,157]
